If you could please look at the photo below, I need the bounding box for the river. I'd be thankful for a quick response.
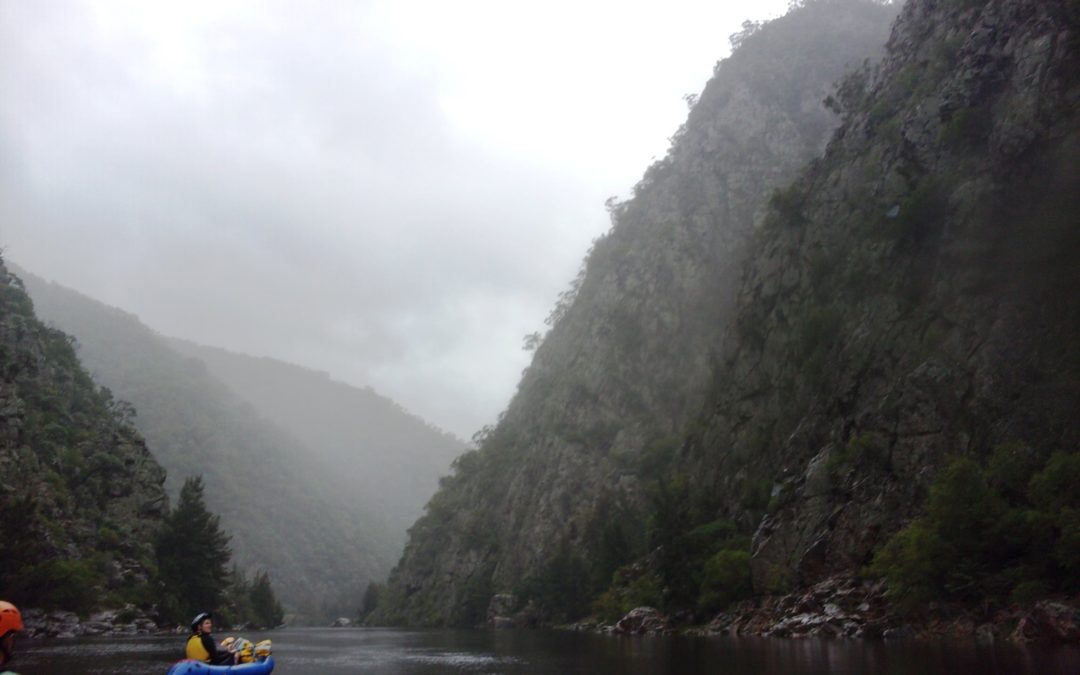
[14,627,1080,674]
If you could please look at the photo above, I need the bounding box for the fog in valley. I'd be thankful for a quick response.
[6,0,1080,655]
[1,0,792,440]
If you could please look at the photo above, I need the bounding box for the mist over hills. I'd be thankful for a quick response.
[165,338,464,537]
[16,266,463,621]
[6,0,1078,642]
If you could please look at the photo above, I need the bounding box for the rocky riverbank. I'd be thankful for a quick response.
[19,607,164,639]
[561,576,1080,644]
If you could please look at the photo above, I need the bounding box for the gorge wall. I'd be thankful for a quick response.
[696,0,1080,597]
[371,0,901,626]
[376,0,1080,628]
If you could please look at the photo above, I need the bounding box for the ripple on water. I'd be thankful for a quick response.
[404,650,523,668]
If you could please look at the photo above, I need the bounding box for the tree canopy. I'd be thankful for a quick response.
[156,476,232,624]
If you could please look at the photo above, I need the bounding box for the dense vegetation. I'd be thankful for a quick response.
[871,445,1080,612]
[0,257,166,615]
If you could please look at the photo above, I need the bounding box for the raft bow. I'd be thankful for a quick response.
[166,656,274,674]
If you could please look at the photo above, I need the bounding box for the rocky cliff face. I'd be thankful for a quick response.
[378,0,1080,629]
[0,257,167,611]
[699,0,1080,595]
[372,0,899,626]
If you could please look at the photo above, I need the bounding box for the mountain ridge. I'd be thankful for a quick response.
[16,266,439,620]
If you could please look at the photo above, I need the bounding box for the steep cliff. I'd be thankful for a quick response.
[696,0,1080,598]
[372,0,900,626]
[0,258,168,613]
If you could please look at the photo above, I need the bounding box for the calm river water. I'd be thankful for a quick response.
[14,627,1080,674]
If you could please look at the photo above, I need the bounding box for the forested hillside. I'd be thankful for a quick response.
[166,339,463,538]
[17,269,400,621]
[0,257,167,614]
[370,0,900,626]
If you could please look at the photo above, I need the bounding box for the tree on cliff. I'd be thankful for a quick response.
[156,476,232,624]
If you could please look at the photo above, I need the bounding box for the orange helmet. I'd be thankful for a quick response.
[0,602,21,637]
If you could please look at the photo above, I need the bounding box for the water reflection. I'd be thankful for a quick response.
[16,628,1080,675]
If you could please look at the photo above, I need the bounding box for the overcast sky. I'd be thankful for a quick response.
[1,0,791,440]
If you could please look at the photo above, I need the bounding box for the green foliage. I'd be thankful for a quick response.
[728,19,762,52]
[0,494,48,605]
[591,480,753,623]
[457,565,496,627]
[582,493,647,594]
[248,571,285,628]
[888,180,952,249]
[516,548,592,624]
[155,476,233,625]
[592,570,662,624]
[871,446,1080,612]
[868,519,947,612]
[939,105,993,151]
[767,480,797,515]
[646,479,751,617]
[1028,452,1080,512]
[632,435,681,477]
[698,550,752,615]
[0,280,35,316]
[828,432,888,476]
[1055,508,1080,583]
[868,34,961,134]
[767,183,809,229]
[25,558,103,616]
[984,441,1040,501]
[792,305,843,387]
[215,566,283,628]
[824,64,870,118]
[358,581,383,621]
[740,475,773,512]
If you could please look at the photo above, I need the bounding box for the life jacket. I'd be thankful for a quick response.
[185,633,212,662]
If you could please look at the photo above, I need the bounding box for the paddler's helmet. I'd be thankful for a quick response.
[0,602,23,637]
[190,612,212,633]
[0,601,23,662]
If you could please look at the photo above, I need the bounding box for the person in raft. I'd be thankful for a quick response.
[186,612,237,665]
[0,601,23,675]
